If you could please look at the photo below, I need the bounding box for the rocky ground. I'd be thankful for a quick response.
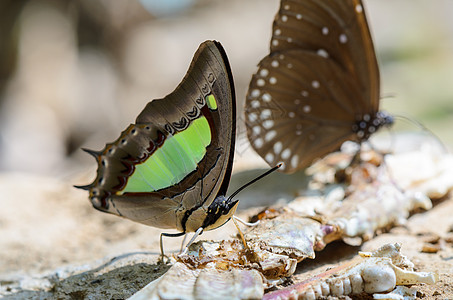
[0,166,452,299]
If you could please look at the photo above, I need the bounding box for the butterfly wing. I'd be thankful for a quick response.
[270,0,379,109]
[245,0,380,173]
[79,41,236,232]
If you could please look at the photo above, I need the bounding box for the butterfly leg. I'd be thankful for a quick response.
[231,216,249,250]
[335,145,368,183]
[160,231,185,263]
[233,215,260,227]
[179,227,204,256]
[364,141,407,193]
[179,233,189,253]
[349,148,362,167]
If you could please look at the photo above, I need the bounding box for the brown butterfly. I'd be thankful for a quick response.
[245,0,393,173]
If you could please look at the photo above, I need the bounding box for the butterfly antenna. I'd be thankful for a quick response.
[227,164,281,251]
[393,114,448,153]
[227,164,281,201]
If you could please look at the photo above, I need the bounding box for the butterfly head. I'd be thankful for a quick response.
[377,111,394,128]
[201,195,240,231]
[353,111,394,141]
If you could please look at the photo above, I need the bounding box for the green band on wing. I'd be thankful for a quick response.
[123,116,211,193]
[206,94,217,110]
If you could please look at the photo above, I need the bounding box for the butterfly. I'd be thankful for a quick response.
[76,40,242,256]
[245,0,393,173]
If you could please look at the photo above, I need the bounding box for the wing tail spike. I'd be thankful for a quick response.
[82,148,103,159]
[74,183,94,191]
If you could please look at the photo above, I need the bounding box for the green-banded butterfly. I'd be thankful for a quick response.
[245,0,393,173]
[76,40,243,255]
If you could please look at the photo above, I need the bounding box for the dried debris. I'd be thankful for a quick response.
[130,243,438,300]
[130,147,452,299]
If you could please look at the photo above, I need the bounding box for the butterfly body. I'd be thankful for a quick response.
[245,0,393,173]
[77,40,238,235]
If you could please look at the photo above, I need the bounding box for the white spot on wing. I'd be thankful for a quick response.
[269,77,277,84]
[296,14,302,20]
[311,80,320,89]
[260,68,269,77]
[273,141,282,154]
[271,60,279,68]
[284,4,290,10]
[250,89,260,98]
[355,4,363,13]
[281,148,291,160]
[262,93,272,102]
[288,111,295,118]
[248,113,258,122]
[301,90,309,97]
[291,155,299,169]
[250,100,260,108]
[294,99,301,104]
[254,138,264,148]
[265,153,274,163]
[260,109,272,120]
[252,126,261,135]
[275,29,281,35]
[281,15,288,22]
[263,120,274,129]
[339,34,348,44]
[322,27,329,35]
[303,105,311,113]
[317,49,329,58]
[257,79,265,87]
[265,130,276,142]
[272,39,279,46]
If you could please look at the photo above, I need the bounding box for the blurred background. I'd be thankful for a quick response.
[0,0,452,180]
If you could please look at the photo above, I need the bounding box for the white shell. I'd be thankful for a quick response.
[265,243,438,300]
[128,262,264,300]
